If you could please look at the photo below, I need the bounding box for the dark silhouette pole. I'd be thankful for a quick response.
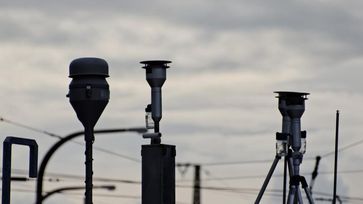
[42,185,115,201]
[193,165,201,204]
[176,163,201,204]
[333,110,340,204]
[35,127,146,204]
[2,136,38,204]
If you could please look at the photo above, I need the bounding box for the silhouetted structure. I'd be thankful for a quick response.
[2,137,38,204]
[35,127,146,204]
[68,57,110,204]
[255,92,314,204]
[141,60,176,204]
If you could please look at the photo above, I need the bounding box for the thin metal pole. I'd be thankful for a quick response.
[193,165,201,204]
[333,110,340,204]
[84,127,94,204]
[2,141,12,204]
[283,156,287,204]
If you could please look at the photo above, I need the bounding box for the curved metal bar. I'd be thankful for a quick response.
[35,127,146,204]
[42,185,115,201]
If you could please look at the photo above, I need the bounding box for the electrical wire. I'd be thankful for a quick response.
[321,138,363,158]
[176,169,363,182]
[197,157,316,166]
[0,116,140,163]
[0,117,62,139]
[4,115,363,167]
[7,185,363,202]
[5,168,363,202]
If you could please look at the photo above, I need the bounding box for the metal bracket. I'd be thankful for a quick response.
[2,136,38,204]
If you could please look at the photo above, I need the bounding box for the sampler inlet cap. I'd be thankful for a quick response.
[140,60,171,69]
[274,91,309,99]
[69,57,109,77]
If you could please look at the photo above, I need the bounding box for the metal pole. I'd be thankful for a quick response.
[84,127,94,204]
[2,140,11,204]
[333,110,340,204]
[36,127,146,204]
[283,157,287,204]
[193,165,201,204]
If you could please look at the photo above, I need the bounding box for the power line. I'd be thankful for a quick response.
[3,115,363,167]
[3,168,141,184]
[6,168,363,202]
[177,169,363,182]
[198,157,316,166]
[321,138,363,157]
[0,116,140,163]
[4,176,363,202]
[0,187,189,204]
[0,117,62,139]
[176,185,363,202]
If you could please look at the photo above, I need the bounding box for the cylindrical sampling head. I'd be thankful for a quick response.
[68,57,110,129]
[276,91,309,151]
[141,60,171,125]
[275,92,291,134]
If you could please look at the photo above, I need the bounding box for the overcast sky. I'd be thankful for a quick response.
[1,1,363,203]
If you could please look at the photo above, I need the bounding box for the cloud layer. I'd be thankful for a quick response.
[1,1,363,203]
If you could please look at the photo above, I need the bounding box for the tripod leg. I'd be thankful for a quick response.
[301,176,315,204]
[296,188,304,204]
[287,185,297,204]
[287,175,301,204]
[288,156,294,176]
[255,155,281,204]
[283,157,287,204]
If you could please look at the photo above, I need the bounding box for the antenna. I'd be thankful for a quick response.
[333,110,340,204]
[68,57,110,204]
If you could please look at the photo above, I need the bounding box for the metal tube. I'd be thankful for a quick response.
[2,137,38,204]
[287,186,296,204]
[282,116,291,134]
[290,118,301,152]
[2,141,11,204]
[303,187,315,204]
[84,127,94,204]
[333,110,340,204]
[296,188,303,204]
[255,155,281,204]
[151,87,162,124]
[283,157,287,204]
